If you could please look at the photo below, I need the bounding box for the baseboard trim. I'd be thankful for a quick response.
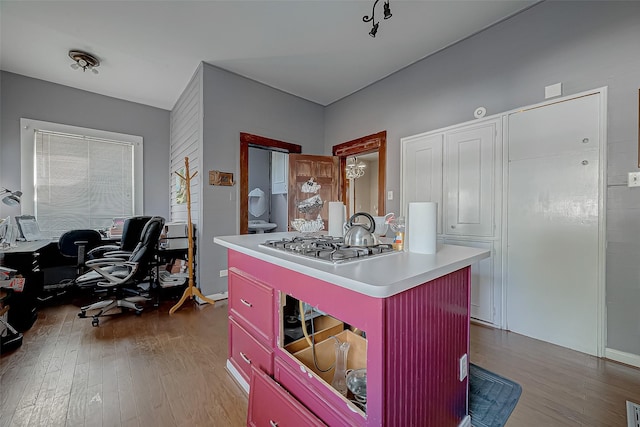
[226,360,249,394]
[605,348,640,369]
[194,292,228,304]
[471,318,498,329]
[458,414,471,427]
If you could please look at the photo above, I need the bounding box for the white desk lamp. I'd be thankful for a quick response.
[1,188,22,206]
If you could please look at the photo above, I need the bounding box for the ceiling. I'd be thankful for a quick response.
[0,1,539,110]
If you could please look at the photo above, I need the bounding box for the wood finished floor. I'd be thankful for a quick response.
[2,301,640,426]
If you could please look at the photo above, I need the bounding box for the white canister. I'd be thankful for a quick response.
[407,202,437,254]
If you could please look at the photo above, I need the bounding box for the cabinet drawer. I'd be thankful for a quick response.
[248,366,326,427]
[229,317,273,384]
[274,357,363,427]
[229,267,273,344]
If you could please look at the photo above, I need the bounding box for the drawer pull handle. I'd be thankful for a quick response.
[240,298,252,307]
[240,352,251,364]
[270,421,278,427]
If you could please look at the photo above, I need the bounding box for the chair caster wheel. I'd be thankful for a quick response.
[135,310,142,316]
[78,311,87,318]
[92,319,99,327]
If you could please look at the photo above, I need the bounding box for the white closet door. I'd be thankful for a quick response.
[507,94,600,355]
[271,151,288,194]
[445,120,498,237]
[401,133,443,234]
[447,238,493,323]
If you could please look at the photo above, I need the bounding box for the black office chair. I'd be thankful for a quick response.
[40,229,103,301]
[76,216,164,326]
[87,216,152,260]
[59,229,103,274]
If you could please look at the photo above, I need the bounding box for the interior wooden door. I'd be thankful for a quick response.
[288,154,340,232]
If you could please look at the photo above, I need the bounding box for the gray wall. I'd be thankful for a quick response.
[200,63,325,295]
[324,1,640,355]
[0,71,170,220]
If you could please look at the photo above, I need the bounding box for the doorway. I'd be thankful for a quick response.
[239,133,301,235]
[332,131,387,217]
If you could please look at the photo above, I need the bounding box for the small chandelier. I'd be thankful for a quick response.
[346,157,366,180]
[363,0,392,38]
[69,50,100,74]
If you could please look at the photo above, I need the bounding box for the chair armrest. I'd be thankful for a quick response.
[91,261,140,287]
[85,257,129,267]
[103,250,132,259]
[87,244,120,258]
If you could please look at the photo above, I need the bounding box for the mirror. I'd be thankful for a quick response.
[346,152,379,219]
[332,131,386,218]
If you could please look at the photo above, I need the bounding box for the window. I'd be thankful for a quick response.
[20,119,143,238]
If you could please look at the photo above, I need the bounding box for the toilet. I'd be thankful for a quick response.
[248,188,277,233]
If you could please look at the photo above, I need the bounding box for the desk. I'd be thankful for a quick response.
[156,247,191,290]
[1,240,50,254]
[0,240,50,331]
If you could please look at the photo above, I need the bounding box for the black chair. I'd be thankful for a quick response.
[59,229,103,274]
[76,216,164,326]
[40,229,103,301]
[87,216,152,260]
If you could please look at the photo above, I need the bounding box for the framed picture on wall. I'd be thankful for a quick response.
[175,167,187,204]
[209,170,234,186]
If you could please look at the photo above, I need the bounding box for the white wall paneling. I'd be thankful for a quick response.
[169,65,203,289]
[170,67,202,225]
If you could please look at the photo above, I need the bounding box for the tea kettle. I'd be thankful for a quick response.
[344,212,378,247]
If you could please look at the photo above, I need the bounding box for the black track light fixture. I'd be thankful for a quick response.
[363,0,392,38]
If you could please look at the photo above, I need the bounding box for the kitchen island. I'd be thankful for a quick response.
[214,232,489,427]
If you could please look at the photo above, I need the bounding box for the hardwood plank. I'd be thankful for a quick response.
[469,323,640,426]
[3,301,639,426]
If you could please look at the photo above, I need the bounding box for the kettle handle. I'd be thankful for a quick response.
[348,212,376,233]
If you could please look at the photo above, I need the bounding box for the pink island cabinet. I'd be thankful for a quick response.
[226,248,472,427]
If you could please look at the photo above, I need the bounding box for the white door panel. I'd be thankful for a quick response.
[401,133,443,234]
[445,120,497,237]
[509,94,600,161]
[447,239,493,323]
[507,148,599,355]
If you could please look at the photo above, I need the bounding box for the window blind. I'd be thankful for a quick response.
[35,129,135,237]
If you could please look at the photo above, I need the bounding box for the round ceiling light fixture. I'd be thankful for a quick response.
[69,50,100,74]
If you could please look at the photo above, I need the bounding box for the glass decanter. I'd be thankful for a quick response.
[331,340,350,396]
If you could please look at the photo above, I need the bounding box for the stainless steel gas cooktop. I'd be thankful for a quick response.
[260,235,397,264]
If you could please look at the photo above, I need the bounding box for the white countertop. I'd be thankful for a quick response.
[214,232,490,298]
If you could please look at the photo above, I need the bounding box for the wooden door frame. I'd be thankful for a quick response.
[240,133,302,234]
[332,131,387,216]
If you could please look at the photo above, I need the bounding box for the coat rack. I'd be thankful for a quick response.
[170,157,216,314]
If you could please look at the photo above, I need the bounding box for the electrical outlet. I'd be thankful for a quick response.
[629,172,640,188]
[627,401,640,427]
[459,353,468,381]
[219,269,228,277]
[387,190,393,200]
